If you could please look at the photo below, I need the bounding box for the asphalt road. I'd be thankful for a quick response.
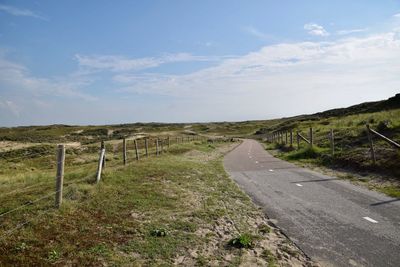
[224,139,400,267]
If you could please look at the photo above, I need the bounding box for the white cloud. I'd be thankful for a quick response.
[75,53,220,72]
[304,23,330,36]
[0,4,47,20]
[0,55,96,101]
[394,13,400,18]
[2,28,400,125]
[114,31,400,106]
[242,26,274,40]
[337,28,368,35]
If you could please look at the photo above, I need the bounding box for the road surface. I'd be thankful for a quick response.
[224,139,400,267]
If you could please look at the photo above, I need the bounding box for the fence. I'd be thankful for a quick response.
[264,124,400,163]
[0,134,227,241]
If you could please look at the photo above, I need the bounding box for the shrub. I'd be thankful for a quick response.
[228,233,254,248]
[150,228,168,237]
[376,120,391,132]
[286,146,323,160]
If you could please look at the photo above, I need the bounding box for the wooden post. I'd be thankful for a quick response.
[296,131,300,150]
[55,144,65,208]
[290,130,293,147]
[145,138,149,157]
[134,139,139,160]
[123,138,127,165]
[330,129,334,156]
[285,131,288,144]
[101,141,106,169]
[96,147,106,183]
[160,139,164,153]
[176,136,179,144]
[309,127,313,147]
[168,137,170,148]
[366,124,376,164]
[156,139,159,155]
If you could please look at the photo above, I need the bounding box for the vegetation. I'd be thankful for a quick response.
[228,233,254,248]
[255,94,400,197]
[0,141,308,266]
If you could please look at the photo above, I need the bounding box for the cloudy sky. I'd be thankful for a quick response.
[0,0,400,126]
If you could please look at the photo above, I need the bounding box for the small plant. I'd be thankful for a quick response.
[286,146,323,160]
[228,233,254,248]
[376,120,391,132]
[14,242,27,252]
[47,250,60,262]
[261,249,277,266]
[150,228,168,237]
[88,243,110,256]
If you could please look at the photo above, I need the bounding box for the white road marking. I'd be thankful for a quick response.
[269,169,274,172]
[255,161,259,164]
[296,183,303,187]
[363,217,378,223]
[249,156,252,159]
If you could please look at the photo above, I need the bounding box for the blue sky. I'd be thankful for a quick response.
[1,0,400,126]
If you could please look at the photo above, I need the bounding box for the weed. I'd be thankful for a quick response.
[47,250,60,262]
[150,228,168,237]
[228,233,254,249]
[88,243,110,256]
[14,242,27,252]
[285,146,324,160]
[261,249,277,266]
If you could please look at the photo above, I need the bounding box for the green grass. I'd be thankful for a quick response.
[0,141,284,266]
[284,146,326,160]
[228,233,254,249]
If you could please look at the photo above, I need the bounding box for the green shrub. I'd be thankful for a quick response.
[150,228,168,237]
[228,233,254,248]
[286,146,323,160]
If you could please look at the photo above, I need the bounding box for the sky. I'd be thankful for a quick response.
[0,0,400,126]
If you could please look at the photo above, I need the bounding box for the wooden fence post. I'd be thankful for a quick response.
[96,147,106,183]
[134,139,139,160]
[123,138,127,165]
[366,124,376,164]
[290,130,293,147]
[330,129,334,156]
[296,131,300,150]
[156,139,159,155]
[160,139,164,153]
[168,137,170,148]
[55,144,65,208]
[145,138,149,157]
[285,131,288,144]
[101,141,106,169]
[309,127,313,147]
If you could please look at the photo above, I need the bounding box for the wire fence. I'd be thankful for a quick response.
[0,134,228,241]
[264,124,400,162]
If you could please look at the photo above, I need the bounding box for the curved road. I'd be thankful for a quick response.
[224,139,400,267]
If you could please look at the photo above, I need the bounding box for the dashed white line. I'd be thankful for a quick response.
[255,161,259,164]
[269,169,274,172]
[296,183,303,187]
[363,217,378,223]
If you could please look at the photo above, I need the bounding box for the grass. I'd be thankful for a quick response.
[0,141,289,266]
[265,141,400,198]
[228,233,254,249]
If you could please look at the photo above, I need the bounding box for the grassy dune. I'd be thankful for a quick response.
[0,141,312,266]
[259,108,400,197]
